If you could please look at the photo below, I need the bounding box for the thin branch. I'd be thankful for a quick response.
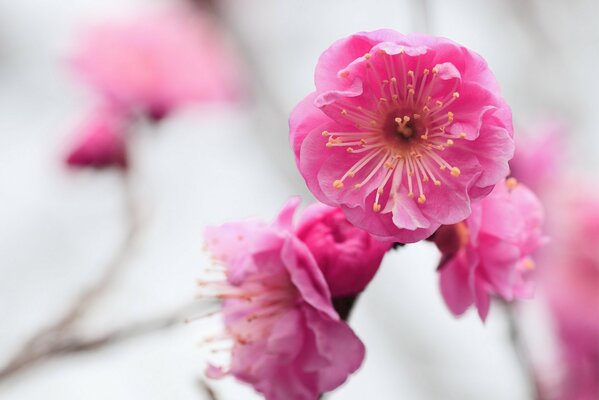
[197,377,219,400]
[0,170,142,381]
[502,301,544,400]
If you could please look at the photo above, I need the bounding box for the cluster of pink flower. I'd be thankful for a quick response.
[65,6,241,170]
[201,30,548,399]
[510,124,598,400]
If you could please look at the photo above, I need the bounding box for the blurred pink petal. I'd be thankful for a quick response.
[201,198,365,400]
[65,107,128,169]
[290,30,514,243]
[70,6,242,118]
[540,186,599,400]
[435,178,546,321]
[510,120,564,193]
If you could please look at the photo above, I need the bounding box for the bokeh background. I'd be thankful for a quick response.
[0,0,597,399]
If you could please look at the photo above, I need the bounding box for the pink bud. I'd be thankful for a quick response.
[65,107,129,169]
[296,203,392,297]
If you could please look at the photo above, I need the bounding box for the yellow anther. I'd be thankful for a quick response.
[453,91,460,98]
[450,167,461,177]
[322,131,329,136]
[408,70,415,77]
[373,203,381,212]
[423,68,430,75]
[379,98,388,103]
[364,53,372,59]
[346,147,354,153]
[422,106,430,113]
[446,139,454,146]
[408,88,415,95]
[354,183,362,189]
[436,100,444,107]
[432,66,439,74]
[377,187,384,194]
[348,172,356,178]
[433,180,441,186]
[459,132,467,139]
[447,112,454,121]
[523,258,536,270]
[440,165,447,170]
[407,192,414,198]
[341,109,348,116]
[333,180,344,189]
[418,194,426,204]
[506,177,518,189]
[390,77,397,83]
[326,142,333,148]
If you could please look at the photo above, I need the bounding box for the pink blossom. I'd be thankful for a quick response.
[540,188,599,400]
[65,107,128,169]
[290,30,514,243]
[70,7,241,119]
[434,178,545,320]
[201,198,365,400]
[295,203,392,297]
[509,120,564,193]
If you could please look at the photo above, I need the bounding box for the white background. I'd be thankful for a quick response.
[0,0,597,399]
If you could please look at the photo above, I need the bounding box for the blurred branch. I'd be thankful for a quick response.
[412,0,432,33]
[0,302,199,382]
[502,301,543,400]
[197,377,219,400]
[0,171,143,381]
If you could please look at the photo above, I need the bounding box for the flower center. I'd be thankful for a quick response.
[324,50,467,213]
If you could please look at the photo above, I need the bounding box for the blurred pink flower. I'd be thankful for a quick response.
[509,121,564,193]
[540,188,599,400]
[295,203,392,297]
[435,178,545,320]
[70,6,241,119]
[290,30,514,243]
[201,198,365,400]
[65,107,128,169]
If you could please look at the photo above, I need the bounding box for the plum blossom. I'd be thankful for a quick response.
[65,107,129,169]
[200,198,365,400]
[290,30,514,243]
[295,203,392,297]
[540,187,599,400]
[69,6,241,119]
[434,178,545,320]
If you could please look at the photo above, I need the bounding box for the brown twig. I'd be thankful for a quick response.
[0,170,142,381]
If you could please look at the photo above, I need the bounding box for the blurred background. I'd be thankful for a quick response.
[0,0,597,399]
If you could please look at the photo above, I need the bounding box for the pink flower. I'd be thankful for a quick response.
[434,178,545,320]
[295,203,392,297]
[201,198,365,400]
[70,6,241,119]
[290,30,514,243]
[540,188,599,400]
[65,107,128,169]
[509,120,564,194]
